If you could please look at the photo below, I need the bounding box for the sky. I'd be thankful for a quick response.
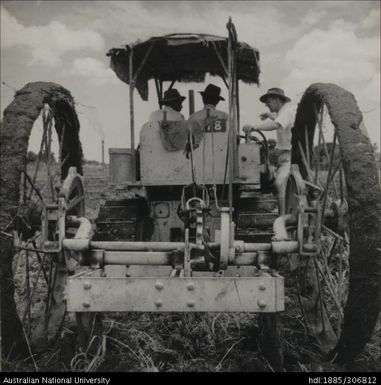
[1,0,380,162]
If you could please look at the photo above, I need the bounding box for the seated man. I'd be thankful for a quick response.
[149,88,186,122]
[189,84,228,124]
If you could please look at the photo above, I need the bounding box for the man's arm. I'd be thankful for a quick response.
[260,112,277,120]
[243,120,281,133]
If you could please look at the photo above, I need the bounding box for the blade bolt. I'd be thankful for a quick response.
[186,282,195,291]
[155,299,163,307]
[259,283,266,291]
[155,281,164,290]
[82,301,91,308]
[257,299,267,308]
[186,300,195,308]
[83,282,92,290]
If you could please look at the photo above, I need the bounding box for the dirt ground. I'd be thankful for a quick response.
[4,163,380,373]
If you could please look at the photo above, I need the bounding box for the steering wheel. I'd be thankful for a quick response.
[244,129,270,166]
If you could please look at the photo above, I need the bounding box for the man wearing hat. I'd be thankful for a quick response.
[149,88,186,122]
[243,87,296,215]
[189,84,228,123]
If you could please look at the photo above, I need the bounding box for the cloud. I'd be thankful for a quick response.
[68,57,119,86]
[359,8,380,30]
[279,17,380,145]
[301,10,327,27]
[357,72,380,107]
[76,1,304,49]
[281,20,380,100]
[0,6,105,66]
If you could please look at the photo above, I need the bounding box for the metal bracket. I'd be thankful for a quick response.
[297,203,321,256]
[184,228,192,277]
[42,197,66,253]
[220,208,231,269]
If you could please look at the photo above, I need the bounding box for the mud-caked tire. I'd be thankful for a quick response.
[290,83,381,363]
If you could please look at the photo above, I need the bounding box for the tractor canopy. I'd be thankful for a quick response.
[106,33,260,101]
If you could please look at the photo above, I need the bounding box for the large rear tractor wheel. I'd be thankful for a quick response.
[0,82,83,361]
[285,83,381,364]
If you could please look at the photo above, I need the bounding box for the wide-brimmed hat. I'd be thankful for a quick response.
[259,88,291,103]
[199,84,225,101]
[162,88,186,103]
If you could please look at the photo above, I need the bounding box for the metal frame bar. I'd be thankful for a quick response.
[63,238,299,254]
[67,274,284,313]
[89,250,170,266]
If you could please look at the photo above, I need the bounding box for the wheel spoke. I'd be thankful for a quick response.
[322,225,348,245]
[22,168,27,204]
[22,170,44,201]
[322,131,337,220]
[316,258,343,318]
[28,116,47,200]
[22,257,44,324]
[44,259,60,330]
[46,110,55,202]
[59,122,66,165]
[305,125,310,168]
[337,240,344,335]
[298,140,326,194]
[314,106,323,185]
[339,163,344,203]
[67,195,84,212]
[298,140,314,182]
[25,250,31,337]
[313,257,328,333]
[326,237,338,265]
[45,257,55,319]
[50,153,69,189]
[327,159,342,191]
[304,180,324,192]
[32,240,50,285]
[316,106,331,165]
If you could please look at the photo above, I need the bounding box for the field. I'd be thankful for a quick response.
[3,163,380,373]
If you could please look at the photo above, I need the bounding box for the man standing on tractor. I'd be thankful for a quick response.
[243,88,296,216]
[149,88,186,121]
[189,84,228,122]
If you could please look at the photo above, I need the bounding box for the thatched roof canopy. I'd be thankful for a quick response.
[106,33,260,100]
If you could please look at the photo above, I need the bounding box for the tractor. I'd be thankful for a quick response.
[1,18,380,370]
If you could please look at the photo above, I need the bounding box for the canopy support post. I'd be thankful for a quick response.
[133,43,155,83]
[167,79,176,91]
[154,78,161,108]
[212,41,229,78]
[227,17,238,222]
[129,46,135,150]
[189,90,195,116]
[221,76,229,89]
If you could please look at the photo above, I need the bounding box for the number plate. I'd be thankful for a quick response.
[205,119,226,133]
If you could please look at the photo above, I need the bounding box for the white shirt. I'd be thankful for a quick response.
[149,106,184,122]
[274,102,296,150]
[189,105,228,121]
